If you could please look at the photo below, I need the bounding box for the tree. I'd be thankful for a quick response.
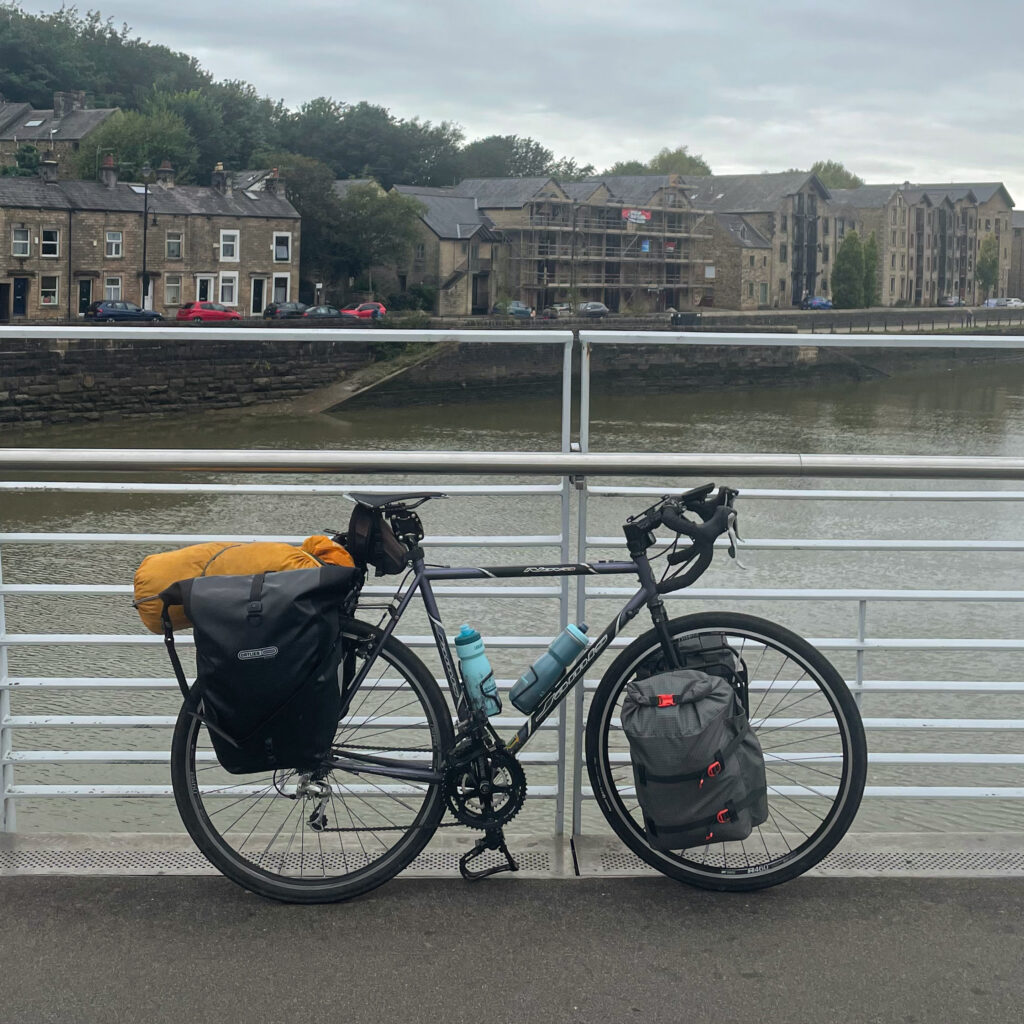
[831,231,865,308]
[605,146,711,177]
[69,108,199,182]
[977,235,999,298]
[458,135,553,179]
[0,143,40,176]
[333,182,426,280]
[861,232,880,307]
[809,160,864,189]
[69,108,198,182]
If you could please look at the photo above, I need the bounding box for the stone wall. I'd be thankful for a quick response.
[0,335,377,428]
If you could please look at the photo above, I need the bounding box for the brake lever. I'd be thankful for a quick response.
[725,510,747,569]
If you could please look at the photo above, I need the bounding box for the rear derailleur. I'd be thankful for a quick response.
[442,735,526,881]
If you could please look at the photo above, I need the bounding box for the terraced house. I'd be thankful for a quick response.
[0,159,300,320]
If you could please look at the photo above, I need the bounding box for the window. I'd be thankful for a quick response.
[779,278,786,295]
[986,219,991,231]
[890,276,895,295]
[759,282,768,304]
[12,227,30,256]
[40,275,58,306]
[104,276,122,300]
[105,231,122,258]
[41,229,59,257]
[891,253,896,269]
[219,230,239,262]
[414,243,426,263]
[219,272,238,305]
[891,208,897,225]
[273,233,291,262]
[747,282,754,298]
[273,274,290,302]
[891,230,896,245]
[749,254,755,268]
[823,244,830,263]
[900,254,906,270]
[780,214,787,233]
[779,243,787,263]
[165,274,182,306]
[166,232,183,259]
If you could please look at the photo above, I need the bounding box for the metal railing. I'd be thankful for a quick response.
[2,326,1024,842]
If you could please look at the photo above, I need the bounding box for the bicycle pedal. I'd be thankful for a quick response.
[458,830,520,881]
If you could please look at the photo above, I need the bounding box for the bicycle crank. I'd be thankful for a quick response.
[443,747,526,830]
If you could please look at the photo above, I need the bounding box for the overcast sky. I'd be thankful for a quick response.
[27,0,1024,201]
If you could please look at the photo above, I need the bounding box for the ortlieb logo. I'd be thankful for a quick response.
[237,646,279,661]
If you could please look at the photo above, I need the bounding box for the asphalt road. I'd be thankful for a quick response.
[1,875,1022,1024]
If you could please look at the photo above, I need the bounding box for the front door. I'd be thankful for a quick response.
[13,277,29,317]
[0,283,10,321]
[251,278,265,315]
[78,279,92,315]
[197,276,213,302]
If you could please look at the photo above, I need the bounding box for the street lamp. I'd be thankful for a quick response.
[141,163,152,309]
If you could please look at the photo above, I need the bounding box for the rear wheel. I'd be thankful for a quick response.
[171,618,453,903]
[586,612,866,891]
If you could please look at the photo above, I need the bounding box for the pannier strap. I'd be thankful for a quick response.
[159,581,192,700]
[638,718,749,785]
[647,789,763,839]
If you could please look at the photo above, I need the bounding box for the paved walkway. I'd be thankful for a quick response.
[2,874,1022,1024]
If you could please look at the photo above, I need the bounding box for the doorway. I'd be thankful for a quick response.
[251,278,266,315]
[0,282,9,321]
[78,279,92,315]
[13,277,29,317]
[196,276,214,302]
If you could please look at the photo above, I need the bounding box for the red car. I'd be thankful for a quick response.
[341,301,387,319]
[176,301,243,322]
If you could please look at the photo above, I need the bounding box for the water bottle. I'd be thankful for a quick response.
[509,624,590,714]
[454,624,501,717]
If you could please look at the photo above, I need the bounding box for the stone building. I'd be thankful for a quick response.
[0,158,300,321]
[682,172,839,308]
[390,185,499,316]
[453,174,713,312]
[1009,211,1024,300]
[706,214,772,309]
[0,91,118,176]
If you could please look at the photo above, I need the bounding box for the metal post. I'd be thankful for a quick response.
[0,545,13,832]
[554,336,573,836]
[855,599,867,708]
[140,165,152,310]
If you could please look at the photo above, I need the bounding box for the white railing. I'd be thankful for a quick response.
[3,326,1024,840]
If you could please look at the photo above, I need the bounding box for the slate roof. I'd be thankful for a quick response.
[0,102,32,134]
[455,177,563,208]
[915,182,1013,206]
[1012,211,1024,230]
[0,177,299,219]
[827,185,898,209]
[0,105,117,142]
[679,172,829,213]
[714,213,771,248]
[585,174,680,206]
[392,185,496,240]
[829,182,1009,209]
[232,169,273,190]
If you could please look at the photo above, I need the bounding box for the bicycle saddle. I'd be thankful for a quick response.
[346,491,447,509]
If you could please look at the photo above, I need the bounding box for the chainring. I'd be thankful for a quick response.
[443,748,527,829]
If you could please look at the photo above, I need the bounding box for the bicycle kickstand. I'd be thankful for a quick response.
[458,828,520,882]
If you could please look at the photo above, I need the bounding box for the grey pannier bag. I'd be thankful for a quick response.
[621,668,768,851]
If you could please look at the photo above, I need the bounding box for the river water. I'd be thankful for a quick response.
[3,354,1024,837]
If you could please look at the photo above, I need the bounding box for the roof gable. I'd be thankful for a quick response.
[455,177,567,208]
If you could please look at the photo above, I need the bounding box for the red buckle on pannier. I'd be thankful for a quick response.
[707,760,723,778]
[657,694,675,707]
[716,808,732,824]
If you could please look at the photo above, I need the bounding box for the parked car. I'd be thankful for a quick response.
[939,295,966,307]
[341,301,387,319]
[1006,298,1024,308]
[577,301,609,318]
[83,300,163,322]
[302,305,361,321]
[982,297,1008,308]
[492,300,532,318]
[263,301,308,319]
[553,302,572,317]
[800,296,832,310]
[176,301,242,322]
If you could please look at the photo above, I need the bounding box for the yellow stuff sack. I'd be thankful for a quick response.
[133,535,355,633]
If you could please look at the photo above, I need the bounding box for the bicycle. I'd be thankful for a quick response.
[169,483,867,903]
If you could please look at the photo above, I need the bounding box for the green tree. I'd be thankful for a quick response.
[809,160,864,189]
[334,182,426,280]
[605,158,648,175]
[831,231,865,308]
[605,146,711,177]
[0,143,40,176]
[861,232,879,306]
[977,235,999,298]
[70,108,199,182]
[458,134,553,178]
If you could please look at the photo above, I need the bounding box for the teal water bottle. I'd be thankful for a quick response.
[509,624,590,714]
[454,624,501,717]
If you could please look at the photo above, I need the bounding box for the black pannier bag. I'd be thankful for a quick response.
[160,565,360,775]
[621,666,769,851]
[343,504,408,577]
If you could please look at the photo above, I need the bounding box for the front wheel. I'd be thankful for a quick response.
[171,618,453,903]
[586,612,866,891]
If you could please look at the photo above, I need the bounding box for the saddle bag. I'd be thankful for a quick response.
[341,504,409,577]
[621,667,768,851]
[160,565,360,775]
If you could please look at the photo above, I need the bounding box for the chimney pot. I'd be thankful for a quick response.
[39,158,59,184]
[99,153,118,189]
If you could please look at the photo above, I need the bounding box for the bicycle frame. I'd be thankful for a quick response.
[332,550,692,784]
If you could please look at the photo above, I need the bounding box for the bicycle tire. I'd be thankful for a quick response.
[171,618,453,903]
[586,612,867,891]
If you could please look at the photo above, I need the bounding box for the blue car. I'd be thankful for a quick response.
[492,300,532,318]
[84,300,163,322]
[800,296,833,310]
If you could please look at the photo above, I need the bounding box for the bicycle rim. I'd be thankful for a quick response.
[172,620,452,902]
[587,612,867,890]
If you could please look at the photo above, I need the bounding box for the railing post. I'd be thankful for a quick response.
[855,599,867,708]
[0,544,14,832]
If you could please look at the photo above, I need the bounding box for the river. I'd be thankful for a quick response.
[3,355,1024,838]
